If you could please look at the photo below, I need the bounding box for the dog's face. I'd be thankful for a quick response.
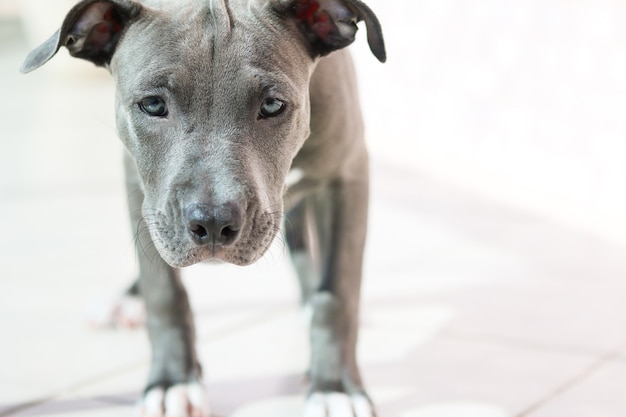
[21,0,385,267]
[112,4,314,267]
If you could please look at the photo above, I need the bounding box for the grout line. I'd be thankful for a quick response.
[0,308,283,416]
[0,363,144,417]
[515,347,625,417]
[0,399,53,417]
[440,330,610,361]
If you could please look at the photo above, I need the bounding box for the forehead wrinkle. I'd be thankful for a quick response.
[134,70,176,91]
[121,17,216,92]
[252,67,299,97]
[208,0,234,32]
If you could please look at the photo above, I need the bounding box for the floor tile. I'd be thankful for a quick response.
[524,360,626,417]
[439,280,626,356]
[366,165,626,356]
[362,339,592,417]
[8,401,134,417]
[397,403,510,417]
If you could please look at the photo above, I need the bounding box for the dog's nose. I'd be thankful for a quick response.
[184,202,243,247]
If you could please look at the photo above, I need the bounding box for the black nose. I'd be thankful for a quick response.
[184,202,243,247]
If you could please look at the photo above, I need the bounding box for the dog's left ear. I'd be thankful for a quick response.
[21,0,143,74]
[272,0,386,62]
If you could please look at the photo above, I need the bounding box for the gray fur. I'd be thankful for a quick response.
[22,0,385,415]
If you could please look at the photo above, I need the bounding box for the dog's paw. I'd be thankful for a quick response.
[303,393,375,417]
[87,295,146,329]
[138,383,210,417]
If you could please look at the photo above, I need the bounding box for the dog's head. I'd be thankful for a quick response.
[22,0,385,267]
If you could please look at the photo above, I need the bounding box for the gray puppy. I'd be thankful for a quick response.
[22,0,385,415]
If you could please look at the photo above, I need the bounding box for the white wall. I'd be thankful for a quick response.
[352,0,626,242]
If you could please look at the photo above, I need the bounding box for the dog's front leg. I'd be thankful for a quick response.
[298,164,374,416]
[125,154,209,417]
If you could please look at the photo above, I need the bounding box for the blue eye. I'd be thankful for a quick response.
[139,96,168,117]
[259,98,285,118]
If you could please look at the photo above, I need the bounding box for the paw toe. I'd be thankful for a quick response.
[303,393,326,417]
[303,393,375,417]
[164,385,189,417]
[88,295,145,329]
[141,387,165,417]
[351,394,375,417]
[139,384,209,417]
[326,393,353,416]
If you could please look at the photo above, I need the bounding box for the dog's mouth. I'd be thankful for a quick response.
[144,206,282,268]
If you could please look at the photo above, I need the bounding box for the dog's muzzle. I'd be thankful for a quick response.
[184,201,244,248]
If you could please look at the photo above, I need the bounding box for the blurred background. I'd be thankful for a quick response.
[355,0,626,243]
[1,1,626,417]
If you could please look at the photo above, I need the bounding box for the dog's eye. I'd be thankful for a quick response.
[139,96,168,117]
[259,98,285,119]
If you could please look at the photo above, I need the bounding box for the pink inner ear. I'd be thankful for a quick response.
[72,2,113,33]
[311,11,332,39]
[102,7,122,32]
[71,2,122,49]
[294,0,335,41]
[294,0,320,21]
[90,12,120,48]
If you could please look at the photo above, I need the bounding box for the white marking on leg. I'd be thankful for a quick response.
[303,393,327,417]
[143,387,165,417]
[165,385,191,417]
[187,383,211,417]
[87,295,146,329]
[117,295,146,328]
[326,393,353,417]
[351,394,375,417]
[302,302,314,326]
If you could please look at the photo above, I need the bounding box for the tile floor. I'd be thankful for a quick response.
[2,6,626,417]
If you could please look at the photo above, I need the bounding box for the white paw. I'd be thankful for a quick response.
[87,295,146,329]
[303,393,375,417]
[138,383,210,417]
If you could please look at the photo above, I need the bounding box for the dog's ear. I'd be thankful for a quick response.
[272,0,386,62]
[20,0,143,74]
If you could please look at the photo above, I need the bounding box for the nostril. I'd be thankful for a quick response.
[220,225,240,243]
[190,222,209,239]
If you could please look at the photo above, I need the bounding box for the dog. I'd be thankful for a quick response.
[21,0,385,415]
